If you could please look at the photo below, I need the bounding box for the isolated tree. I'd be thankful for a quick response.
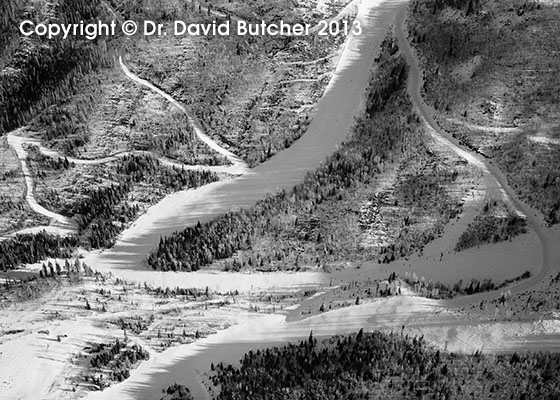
[74,258,81,273]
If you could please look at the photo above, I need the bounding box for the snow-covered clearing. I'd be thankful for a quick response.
[446,117,521,134]
[528,135,560,146]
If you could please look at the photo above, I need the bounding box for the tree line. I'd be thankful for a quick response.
[208,329,560,399]
[0,231,78,271]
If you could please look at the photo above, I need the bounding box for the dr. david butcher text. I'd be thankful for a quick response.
[173,20,311,36]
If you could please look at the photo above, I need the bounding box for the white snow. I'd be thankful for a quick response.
[528,135,560,146]
[446,117,521,134]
